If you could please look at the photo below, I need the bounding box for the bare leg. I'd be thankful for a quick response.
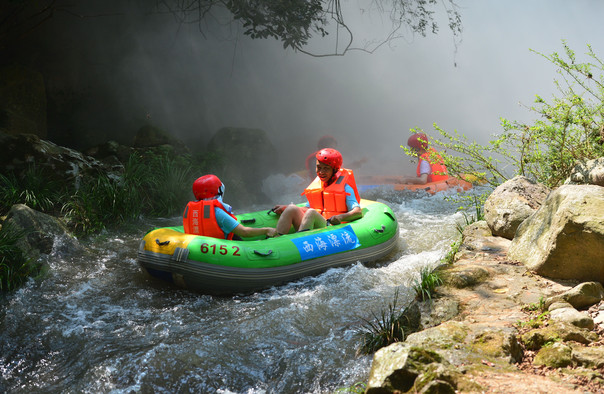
[299,209,327,232]
[276,204,306,234]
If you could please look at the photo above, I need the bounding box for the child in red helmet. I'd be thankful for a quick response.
[183,174,277,239]
[273,148,363,234]
[400,133,448,184]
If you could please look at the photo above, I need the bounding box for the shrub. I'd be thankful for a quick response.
[0,222,35,292]
[357,289,409,354]
[413,266,443,301]
[403,42,604,188]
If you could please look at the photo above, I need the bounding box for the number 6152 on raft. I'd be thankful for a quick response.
[200,243,241,256]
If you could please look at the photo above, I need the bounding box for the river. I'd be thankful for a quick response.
[0,182,482,393]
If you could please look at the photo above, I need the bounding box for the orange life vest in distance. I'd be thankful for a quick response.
[417,148,449,182]
[302,168,361,220]
[183,199,238,239]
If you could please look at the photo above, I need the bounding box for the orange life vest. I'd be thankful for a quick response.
[302,168,361,219]
[417,148,449,182]
[183,199,238,239]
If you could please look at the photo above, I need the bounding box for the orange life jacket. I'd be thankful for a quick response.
[417,148,449,182]
[302,168,361,219]
[183,199,237,239]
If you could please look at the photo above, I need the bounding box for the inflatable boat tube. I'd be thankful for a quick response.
[137,199,399,295]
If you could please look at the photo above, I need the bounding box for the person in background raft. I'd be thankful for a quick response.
[304,135,367,179]
[273,148,363,234]
[399,132,449,185]
[183,175,277,239]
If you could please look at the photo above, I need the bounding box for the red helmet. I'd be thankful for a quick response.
[407,133,429,150]
[315,148,342,171]
[192,175,224,200]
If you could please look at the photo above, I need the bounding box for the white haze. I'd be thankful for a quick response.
[45,0,604,176]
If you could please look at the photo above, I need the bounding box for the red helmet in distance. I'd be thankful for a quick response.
[315,148,343,171]
[192,175,224,200]
[407,133,429,150]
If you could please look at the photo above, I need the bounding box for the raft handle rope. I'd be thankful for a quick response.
[383,210,396,221]
[373,225,386,233]
[253,249,273,257]
[241,218,256,224]
[156,239,170,246]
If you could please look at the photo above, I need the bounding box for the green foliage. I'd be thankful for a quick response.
[518,311,550,329]
[357,289,409,354]
[0,165,63,215]
[441,239,460,265]
[60,152,196,235]
[521,296,547,313]
[413,266,443,301]
[335,382,367,393]
[402,42,604,188]
[454,194,485,235]
[0,222,35,292]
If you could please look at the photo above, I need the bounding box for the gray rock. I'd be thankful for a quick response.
[3,204,83,262]
[483,176,550,239]
[549,307,594,330]
[545,282,604,310]
[565,157,604,186]
[508,185,604,283]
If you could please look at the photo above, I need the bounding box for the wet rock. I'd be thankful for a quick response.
[508,185,604,283]
[483,176,550,239]
[3,204,82,262]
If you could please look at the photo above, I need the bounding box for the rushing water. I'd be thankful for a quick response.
[0,183,481,393]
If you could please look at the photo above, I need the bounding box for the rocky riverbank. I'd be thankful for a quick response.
[365,221,604,393]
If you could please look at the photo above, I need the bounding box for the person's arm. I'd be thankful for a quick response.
[327,206,362,225]
[398,172,429,185]
[232,224,278,238]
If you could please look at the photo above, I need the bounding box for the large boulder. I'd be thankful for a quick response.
[0,65,47,138]
[3,204,83,262]
[0,131,114,190]
[508,185,604,283]
[565,157,604,186]
[483,176,550,239]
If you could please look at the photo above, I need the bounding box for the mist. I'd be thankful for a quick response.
[22,0,604,176]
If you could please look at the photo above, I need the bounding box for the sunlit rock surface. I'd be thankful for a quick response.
[483,175,550,240]
[508,184,604,283]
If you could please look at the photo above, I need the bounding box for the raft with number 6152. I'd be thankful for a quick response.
[137,199,399,295]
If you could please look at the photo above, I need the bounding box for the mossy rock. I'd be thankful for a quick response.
[521,321,598,350]
[533,342,573,368]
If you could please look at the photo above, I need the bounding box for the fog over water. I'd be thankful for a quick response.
[38,1,604,175]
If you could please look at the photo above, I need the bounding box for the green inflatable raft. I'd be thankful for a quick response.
[137,199,399,295]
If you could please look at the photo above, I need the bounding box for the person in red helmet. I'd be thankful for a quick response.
[183,174,277,239]
[273,148,363,234]
[400,132,449,184]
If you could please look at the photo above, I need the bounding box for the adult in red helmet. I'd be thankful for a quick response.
[400,132,448,184]
[273,148,363,234]
[183,174,277,239]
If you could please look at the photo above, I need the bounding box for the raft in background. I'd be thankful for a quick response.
[137,199,399,295]
[356,175,474,194]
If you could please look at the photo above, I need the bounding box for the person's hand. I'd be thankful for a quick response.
[266,228,278,237]
[272,205,286,215]
[328,215,341,225]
